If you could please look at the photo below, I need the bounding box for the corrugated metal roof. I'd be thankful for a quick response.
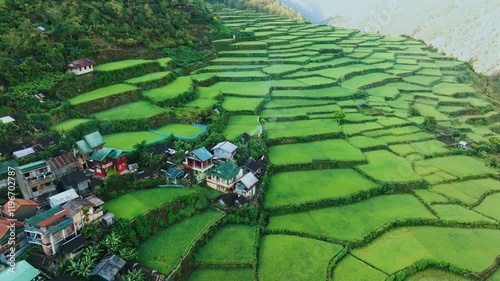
[2,198,40,216]
[17,160,47,173]
[83,131,105,149]
[76,140,93,155]
[13,147,36,159]
[67,58,95,68]
[191,147,213,162]
[0,159,18,175]
[0,260,40,281]
[239,172,258,189]
[49,189,79,207]
[213,141,238,153]
[207,161,241,180]
[90,147,125,162]
[0,116,15,123]
[49,152,77,170]
[89,255,126,281]
[26,206,64,227]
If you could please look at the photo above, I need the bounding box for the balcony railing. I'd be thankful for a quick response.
[25,172,55,185]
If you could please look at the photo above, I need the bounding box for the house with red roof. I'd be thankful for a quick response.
[24,206,75,255]
[2,198,40,222]
[0,218,27,265]
[67,58,95,75]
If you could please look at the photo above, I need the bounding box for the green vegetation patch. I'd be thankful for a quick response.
[406,269,470,281]
[223,115,260,140]
[375,132,435,145]
[409,140,449,155]
[403,75,441,87]
[188,269,253,281]
[473,193,500,220]
[433,83,476,97]
[93,101,167,120]
[417,156,496,178]
[222,97,262,112]
[414,189,448,204]
[105,188,195,219]
[272,86,356,99]
[348,135,386,149]
[343,122,384,135]
[358,150,423,182]
[265,169,378,208]
[265,119,341,139]
[155,123,204,138]
[195,224,255,264]
[68,84,138,105]
[268,139,365,165]
[51,118,89,132]
[353,227,500,274]
[261,104,340,119]
[268,194,434,240]
[125,71,171,84]
[262,64,302,75]
[209,81,271,97]
[431,204,493,222]
[103,131,163,151]
[342,73,398,89]
[332,254,387,281]
[258,235,343,281]
[143,77,192,102]
[138,211,222,274]
[264,99,334,109]
[94,59,153,71]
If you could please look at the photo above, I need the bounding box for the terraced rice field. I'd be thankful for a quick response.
[113,8,499,281]
[67,84,137,104]
[92,101,167,120]
[103,131,163,151]
[50,118,89,132]
[94,59,154,71]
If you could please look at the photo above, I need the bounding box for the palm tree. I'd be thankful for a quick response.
[83,244,101,260]
[66,255,96,278]
[120,269,145,281]
[101,231,122,255]
[118,248,138,261]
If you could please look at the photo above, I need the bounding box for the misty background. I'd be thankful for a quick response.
[280,0,500,76]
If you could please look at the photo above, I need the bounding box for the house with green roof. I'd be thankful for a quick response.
[0,260,40,281]
[15,160,56,200]
[74,131,128,177]
[0,160,18,189]
[206,161,243,193]
[24,205,76,255]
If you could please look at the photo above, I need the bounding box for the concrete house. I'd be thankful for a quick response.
[15,160,57,200]
[206,161,243,193]
[234,172,259,198]
[212,141,238,160]
[0,218,27,266]
[67,58,95,75]
[62,196,104,231]
[183,147,214,181]
[48,152,77,178]
[24,206,76,255]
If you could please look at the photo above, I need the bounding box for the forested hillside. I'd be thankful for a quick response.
[0,0,217,87]
[206,0,303,21]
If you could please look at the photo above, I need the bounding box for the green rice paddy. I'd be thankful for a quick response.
[93,101,167,120]
[68,84,137,105]
[103,131,163,151]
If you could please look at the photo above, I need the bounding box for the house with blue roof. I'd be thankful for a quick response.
[183,147,214,181]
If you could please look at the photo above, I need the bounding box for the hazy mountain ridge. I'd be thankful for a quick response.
[280,0,500,76]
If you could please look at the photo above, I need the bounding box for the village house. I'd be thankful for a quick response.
[183,147,214,181]
[89,255,126,281]
[48,152,77,178]
[0,160,18,189]
[2,198,40,222]
[48,189,79,208]
[59,234,86,260]
[0,218,27,265]
[74,131,128,177]
[212,141,238,160]
[62,195,104,231]
[206,161,243,193]
[15,160,57,200]
[61,170,91,193]
[241,157,266,176]
[24,206,76,255]
[0,116,15,124]
[66,58,95,75]
[457,140,471,149]
[0,260,41,281]
[234,172,259,198]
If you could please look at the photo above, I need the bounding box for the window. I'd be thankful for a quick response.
[31,186,38,193]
